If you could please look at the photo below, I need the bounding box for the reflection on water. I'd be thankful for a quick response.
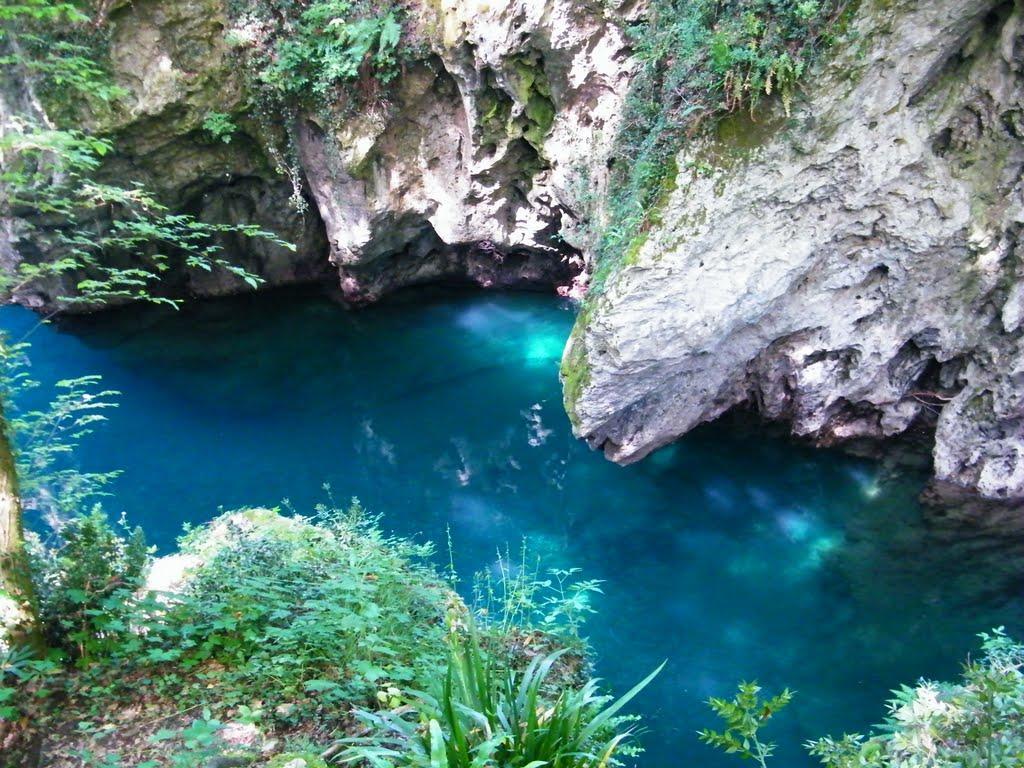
[3,286,1024,768]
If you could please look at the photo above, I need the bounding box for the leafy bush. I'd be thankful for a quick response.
[342,626,663,768]
[150,502,452,721]
[28,507,148,662]
[260,2,403,97]
[807,628,1024,767]
[590,0,854,292]
[228,0,408,111]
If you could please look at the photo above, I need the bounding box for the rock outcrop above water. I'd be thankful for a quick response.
[11,0,1024,501]
[5,0,634,308]
[564,0,1024,501]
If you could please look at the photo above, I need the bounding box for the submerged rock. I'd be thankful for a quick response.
[565,0,1024,501]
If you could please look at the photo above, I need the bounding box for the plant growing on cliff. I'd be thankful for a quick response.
[258,1,403,97]
[202,111,238,144]
[227,0,411,116]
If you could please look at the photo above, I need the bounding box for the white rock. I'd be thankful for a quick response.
[566,0,1024,500]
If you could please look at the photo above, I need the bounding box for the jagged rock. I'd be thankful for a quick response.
[292,0,635,300]
[564,0,1024,501]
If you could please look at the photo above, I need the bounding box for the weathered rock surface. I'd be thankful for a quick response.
[292,0,635,301]
[6,0,635,307]
[4,0,331,309]
[565,0,1024,500]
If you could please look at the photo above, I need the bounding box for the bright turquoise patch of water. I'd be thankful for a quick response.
[4,287,1023,767]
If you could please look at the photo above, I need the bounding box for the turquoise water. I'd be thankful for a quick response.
[5,287,1024,767]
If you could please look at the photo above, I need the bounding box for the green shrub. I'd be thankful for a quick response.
[699,681,794,768]
[202,111,238,143]
[229,0,409,111]
[28,507,148,663]
[261,3,403,97]
[807,628,1024,767]
[139,501,453,722]
[342,626,663,768]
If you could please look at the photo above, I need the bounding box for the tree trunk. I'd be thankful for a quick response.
[0,389,42,652]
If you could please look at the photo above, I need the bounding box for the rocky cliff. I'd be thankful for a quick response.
[9,0,1024,502]
[564,0,1024,501]
[5,0,634,308]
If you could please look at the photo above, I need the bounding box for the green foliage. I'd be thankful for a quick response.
[2,122,288,305]
[471,541,604,644]
[341,626,663,768]
[0,2,293,310]
[0,1,87,26]
[699,681,794,768]
[149,708,227,768]
[202,111,238,144]
[152,500,451,721]
[229,0,408,109]
[23,500,454,733]
[0,341,122,521]
[0,643,61,721]
[28,507,148,662]
[807,628,1024,768]
[262,3,403,96]
[590,0,853,293]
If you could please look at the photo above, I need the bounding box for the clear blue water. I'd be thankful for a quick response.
[4,287,1024,767]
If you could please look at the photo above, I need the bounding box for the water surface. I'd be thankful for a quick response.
[5,287,1024,767]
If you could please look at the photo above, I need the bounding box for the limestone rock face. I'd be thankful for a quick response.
[565,0,1024,500]
[293,0,635,300]
[6,0,635,307]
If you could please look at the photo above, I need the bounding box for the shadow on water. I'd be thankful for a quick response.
[4,285,1024,767]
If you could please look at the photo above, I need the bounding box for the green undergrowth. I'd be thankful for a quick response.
[1,499,655,767]
[700,630,1024,768]
[588,0,858,296]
